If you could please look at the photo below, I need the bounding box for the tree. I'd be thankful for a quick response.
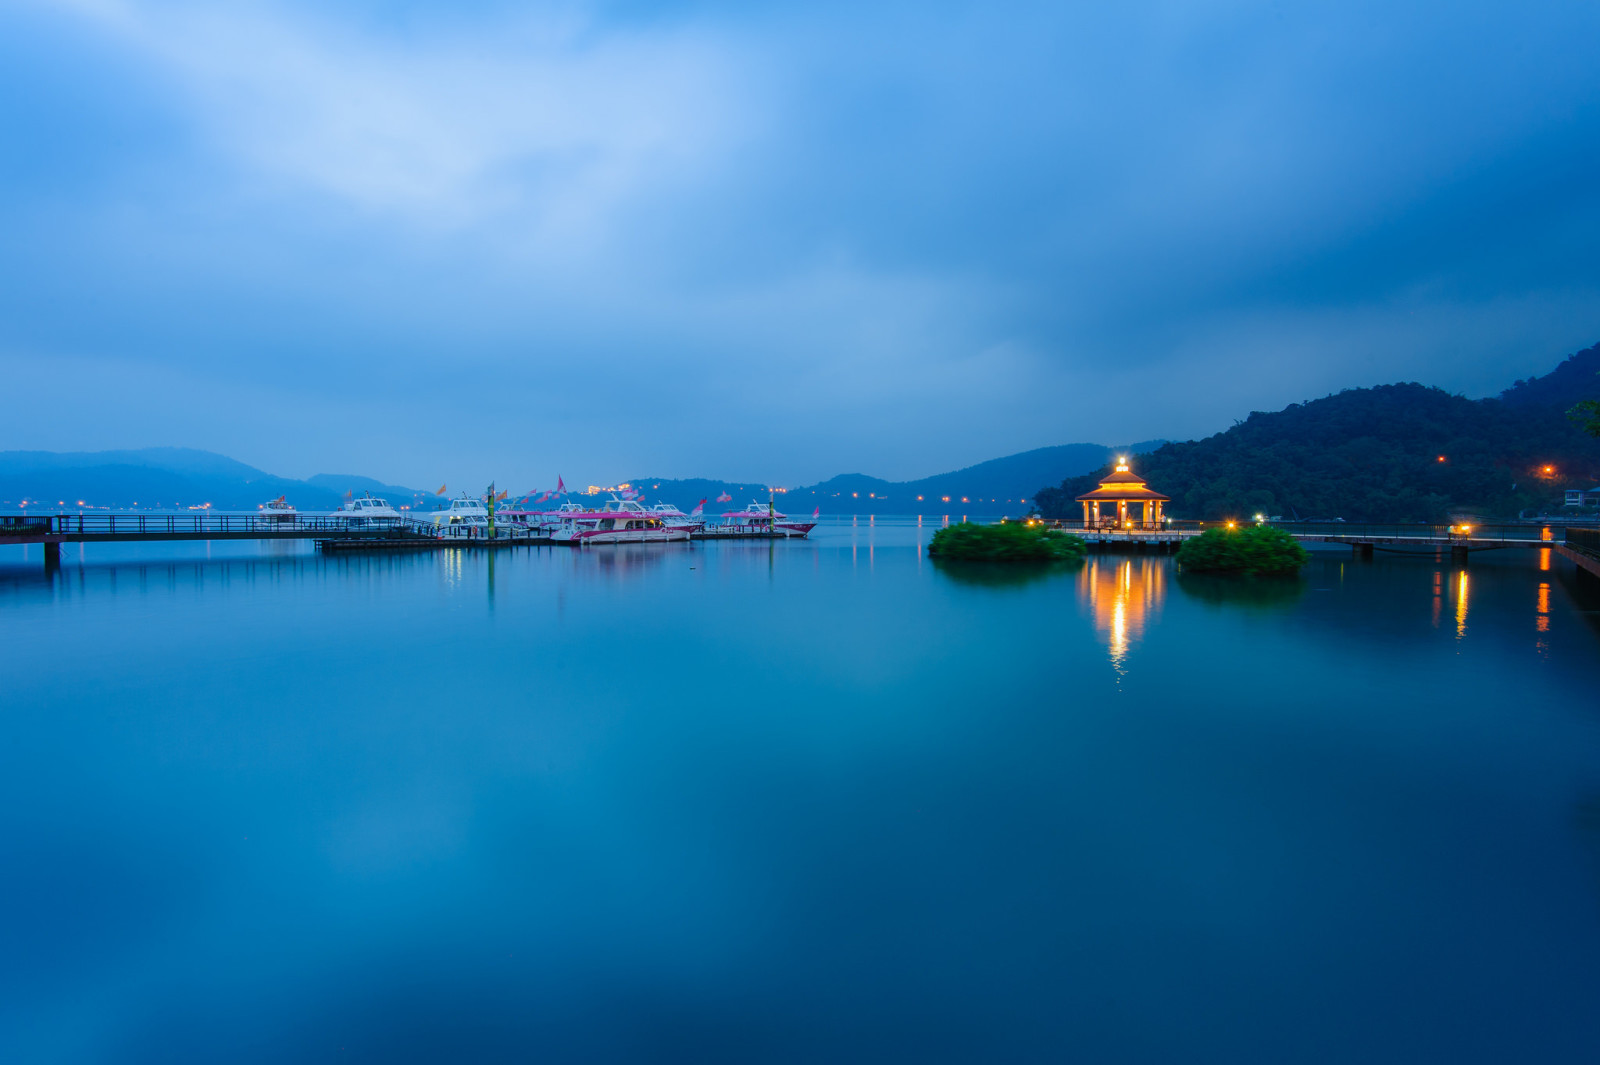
[1569,372,1600,438]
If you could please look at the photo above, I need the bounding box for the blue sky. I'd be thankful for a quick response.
[2,0,1599,488]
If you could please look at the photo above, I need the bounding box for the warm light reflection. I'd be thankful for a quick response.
[1539,547,1551,571]
[1454,570,1469,640]
[1082,558,1163,677]
[1431,570,1442,628]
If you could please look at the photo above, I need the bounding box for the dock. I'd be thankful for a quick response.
[0,513,553,569]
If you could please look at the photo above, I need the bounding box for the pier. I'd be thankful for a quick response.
[0,512,552,570]
[1047,519,1590,565]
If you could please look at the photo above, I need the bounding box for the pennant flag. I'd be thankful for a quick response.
[716,491,732,502]
[346,490,354,499]
[436,484,447,496]
[277,495,286,503]
[497,490,509,501]
[556,476,566,494]
[812,507,820,518]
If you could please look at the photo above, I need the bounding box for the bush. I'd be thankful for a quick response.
[928,521,1087,562]
[1175,525,1308,576]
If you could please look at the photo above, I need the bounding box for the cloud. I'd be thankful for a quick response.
[4,1,1600,485]
[45,0,748,235]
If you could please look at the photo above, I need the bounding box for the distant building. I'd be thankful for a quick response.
[1565,486,1600,507]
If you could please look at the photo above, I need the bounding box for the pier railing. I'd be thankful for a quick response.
[1,512,546,541]
[1042,518,1569,544]
[1566,527,1600,561]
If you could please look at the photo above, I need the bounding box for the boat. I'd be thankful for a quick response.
[433,494,489,531]
[334,493,402,528]
[706,501,819,539]
[548,496,692,545]
[647,501,706,532]
[258,496,297,524]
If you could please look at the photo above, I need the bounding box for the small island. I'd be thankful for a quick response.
[1175,524,1309,576]
[928,520,1088,561]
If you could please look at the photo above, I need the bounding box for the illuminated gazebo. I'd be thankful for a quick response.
[1076,459,1169,529]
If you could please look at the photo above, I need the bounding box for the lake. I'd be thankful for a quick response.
[3,520,1599,1063]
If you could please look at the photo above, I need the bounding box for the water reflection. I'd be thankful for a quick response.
[930,559,1078,588]
[1173,571,1304,610]
[1455,570,1470,642]
[1081,557,1166,676]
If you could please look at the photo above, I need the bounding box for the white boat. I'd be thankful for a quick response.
[711,501,818,538]
[433,494,489,530]
[334,493,402,528]
[648,501,706,531]
[548,496,691,545]
[258,496,297,524]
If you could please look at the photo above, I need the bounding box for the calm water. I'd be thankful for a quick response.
[3,522,1599,1063]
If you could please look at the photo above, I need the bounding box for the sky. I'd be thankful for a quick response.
[2,0,1599,489]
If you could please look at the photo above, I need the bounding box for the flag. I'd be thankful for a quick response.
[345,490,353,499]
[556,476,566,494]
[716,491,732,502]
[621,488,639,500]
[812,507,820,518]
[436,484,447,496]
[277,495,286,503]
[497,490,509,501]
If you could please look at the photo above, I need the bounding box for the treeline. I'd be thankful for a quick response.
[1037,344,1600,522]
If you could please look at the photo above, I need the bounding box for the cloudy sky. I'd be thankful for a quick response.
[2,0,1598,488]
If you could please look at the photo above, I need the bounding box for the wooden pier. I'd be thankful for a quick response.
[0,512,553,569]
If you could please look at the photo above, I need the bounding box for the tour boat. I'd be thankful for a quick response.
[258,496,297,523]
[433,494,489,529]
[548,496,692,545]
[714,502,819,538]
[648,502,706,531]
[334,493,402,527]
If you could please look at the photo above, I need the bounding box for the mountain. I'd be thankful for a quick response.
[1036,342,1600,523]
[0,448,432,511]
[634,441,1164,515]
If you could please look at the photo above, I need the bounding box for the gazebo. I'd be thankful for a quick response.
[1076,459,1169,529]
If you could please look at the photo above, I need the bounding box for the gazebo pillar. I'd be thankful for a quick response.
[1082,501,1091,526]
[1092,501,1101,526]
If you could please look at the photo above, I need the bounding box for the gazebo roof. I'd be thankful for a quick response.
[1074,461,1170,503]
[1077,485,1170,501]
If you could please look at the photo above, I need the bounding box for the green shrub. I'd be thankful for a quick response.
[1175,525,1308,576]
[927,521,1087,562]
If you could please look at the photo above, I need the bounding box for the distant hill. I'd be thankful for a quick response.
[0,448,432,512]
[1037,342,1600,522]
[635,441,1164,515]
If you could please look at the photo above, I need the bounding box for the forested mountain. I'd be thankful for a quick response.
[1037,343,1600,522]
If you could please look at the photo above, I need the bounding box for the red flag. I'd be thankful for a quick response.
[812,506,820,518]
[556,476,566,494]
